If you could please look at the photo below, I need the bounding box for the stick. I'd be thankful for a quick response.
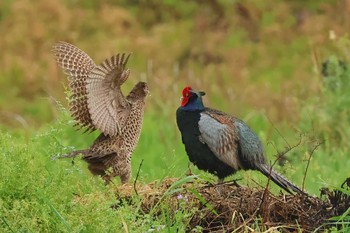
[302,140,323,191]
[133,159,144,196]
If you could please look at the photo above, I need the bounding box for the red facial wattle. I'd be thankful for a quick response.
[181,86,192,106]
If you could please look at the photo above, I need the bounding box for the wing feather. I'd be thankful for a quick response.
[52,41,96,131]
[233,118,266,167]
[86,53,132,136]
[198,111,242,170]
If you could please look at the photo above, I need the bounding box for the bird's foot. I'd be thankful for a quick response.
[214,178,225,196]
[215,183,224,196]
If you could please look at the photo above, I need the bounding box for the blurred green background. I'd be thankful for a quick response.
[0,0,350,232]
[1,0,350,231]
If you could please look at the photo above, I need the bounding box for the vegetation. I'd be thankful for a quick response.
[0,0,349,231]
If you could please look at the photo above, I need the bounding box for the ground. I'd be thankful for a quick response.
[115,177,350,232]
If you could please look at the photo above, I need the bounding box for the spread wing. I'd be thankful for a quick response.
[86,53,132,136]
[52,41,96,131]
[198,110,242,170]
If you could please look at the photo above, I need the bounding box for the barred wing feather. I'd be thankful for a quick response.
[52,41,96,131]
[87,53,131,136]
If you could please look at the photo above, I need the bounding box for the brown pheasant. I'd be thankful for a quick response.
[52,41,149,184]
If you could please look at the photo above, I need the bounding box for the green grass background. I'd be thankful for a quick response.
[1,0,350,231]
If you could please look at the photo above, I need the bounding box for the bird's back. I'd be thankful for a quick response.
[121,82,148,150]
[120,98,146,153]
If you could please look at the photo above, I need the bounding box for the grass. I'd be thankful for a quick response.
[1,0,350,231]
[1,103,349,231]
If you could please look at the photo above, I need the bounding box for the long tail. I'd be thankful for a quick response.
[52,149,88,160]
[258,164,306,195]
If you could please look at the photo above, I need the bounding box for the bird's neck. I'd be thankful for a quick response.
[181,98,205,111]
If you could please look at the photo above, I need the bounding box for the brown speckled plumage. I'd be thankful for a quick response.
[53,41,149,183]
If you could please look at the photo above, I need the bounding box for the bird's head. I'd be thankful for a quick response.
[138,82,150,96]
[128,82,150,101]
[180,86,205,110]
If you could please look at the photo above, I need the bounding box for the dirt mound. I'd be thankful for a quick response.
[115,177,350,232]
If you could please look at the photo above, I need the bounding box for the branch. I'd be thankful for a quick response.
[302,140,323,191]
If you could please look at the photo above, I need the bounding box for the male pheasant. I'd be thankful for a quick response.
[176,86,304,194]
[52,41,149,184]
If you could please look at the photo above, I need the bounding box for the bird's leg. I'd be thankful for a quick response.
[102,175,113,185]
[120,172,131,184]
[113,162,131,184]
[215,178,225,196]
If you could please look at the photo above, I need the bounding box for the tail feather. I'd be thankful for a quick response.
[53,149,88,159]
[258,164,305,195]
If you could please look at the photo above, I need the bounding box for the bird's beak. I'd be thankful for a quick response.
[190,89,206,97]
